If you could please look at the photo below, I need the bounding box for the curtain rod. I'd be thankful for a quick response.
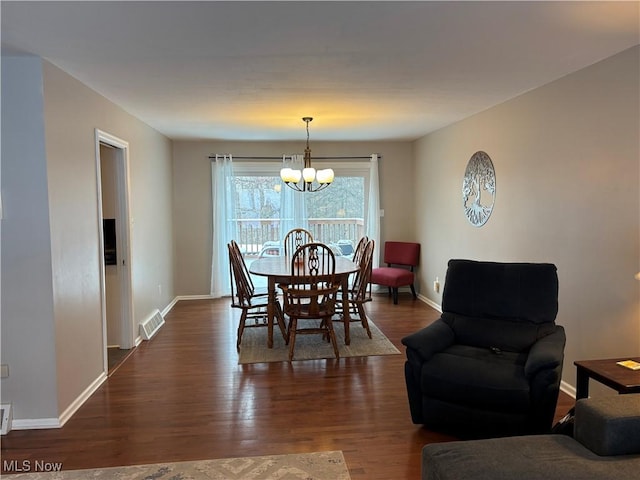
[209,155,380,160]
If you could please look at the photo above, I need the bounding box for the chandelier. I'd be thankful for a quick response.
[280,117,334,192]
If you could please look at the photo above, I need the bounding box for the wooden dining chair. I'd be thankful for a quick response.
[283,228,313,256]
[278,242,341,361]
[228,240,286,350]
[352,236,369,266]
[335,239,375,342]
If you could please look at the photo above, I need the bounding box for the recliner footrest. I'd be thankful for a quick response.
[574,395,640,456]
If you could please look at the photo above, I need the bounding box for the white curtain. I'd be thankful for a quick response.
[365,153,381,268]
[280,154,309,238]
[366,153,381,268]
[210,154,237,297]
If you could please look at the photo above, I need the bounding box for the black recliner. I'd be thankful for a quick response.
[402,259,566,438]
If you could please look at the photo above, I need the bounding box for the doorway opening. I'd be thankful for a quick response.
[95,129,134,375]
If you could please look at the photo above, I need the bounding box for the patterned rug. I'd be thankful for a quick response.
[238,319,400,364]
[2,450,350,480]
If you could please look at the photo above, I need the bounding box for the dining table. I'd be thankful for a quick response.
[249,255,359,348]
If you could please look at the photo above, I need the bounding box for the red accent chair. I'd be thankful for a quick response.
[371,241,420,304]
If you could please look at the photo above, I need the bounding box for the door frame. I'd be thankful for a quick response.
[95,129,135,374]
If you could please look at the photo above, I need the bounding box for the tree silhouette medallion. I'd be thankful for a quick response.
[462,151,496,227]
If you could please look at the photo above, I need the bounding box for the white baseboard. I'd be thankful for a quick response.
[10,417,61,430]
[174,294,215,301]
[11,371,108,431]
[560,380,576,399]
[417,293,442,312]
[161,296,181,316]
[58,371,108,427]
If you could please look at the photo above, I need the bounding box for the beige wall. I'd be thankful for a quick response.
[172,140,415,295]
[1,58,175,426]
[414,46,640,392]
[1,56,59,422]
[41,61,175,418]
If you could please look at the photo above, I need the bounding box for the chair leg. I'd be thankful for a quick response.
[321,319,331,343]
[275,301,288,343]
[325,317,340,359]
[392,288,399,304]
[288,317,297,361]
[356,303,372,338]
[237,310,248,350]
[387,287,392,297]
[410,284,417,299]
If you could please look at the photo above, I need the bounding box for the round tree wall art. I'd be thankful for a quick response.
[462,151,496,227]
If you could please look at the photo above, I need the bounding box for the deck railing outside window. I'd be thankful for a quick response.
[235,218,364,256]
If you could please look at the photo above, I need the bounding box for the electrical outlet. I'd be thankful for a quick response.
[433,277,440,293]
[0,365,9,378]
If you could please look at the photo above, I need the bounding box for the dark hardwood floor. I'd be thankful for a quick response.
[107,346,134,374]
[1,294,575,478]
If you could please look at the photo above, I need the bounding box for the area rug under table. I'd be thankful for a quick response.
[238,319,400,364]
[2,450,350,480]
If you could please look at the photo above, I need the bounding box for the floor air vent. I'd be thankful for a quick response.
[140,309,165,340]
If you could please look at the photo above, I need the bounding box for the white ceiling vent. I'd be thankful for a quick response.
[139,309,165,340]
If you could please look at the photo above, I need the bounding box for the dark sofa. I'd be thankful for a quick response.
[422,394,640,480]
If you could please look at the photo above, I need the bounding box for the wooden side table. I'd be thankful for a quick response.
[574,357,640,399]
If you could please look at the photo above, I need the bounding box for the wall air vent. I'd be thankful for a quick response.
[139,309,165,340]
[1,404,12,435]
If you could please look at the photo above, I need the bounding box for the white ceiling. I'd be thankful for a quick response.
[2,1,638,141]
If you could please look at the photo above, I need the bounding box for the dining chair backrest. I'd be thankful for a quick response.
[283,228,314,256]
[352,236,369,266]
[352,239,375,302]
[283,242,338,315]
[289,242,335,282]
[228,240,255,306]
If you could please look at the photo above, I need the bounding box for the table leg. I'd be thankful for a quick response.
[576,366,590,399]
[342,276,351,345]
[267,277,276,348]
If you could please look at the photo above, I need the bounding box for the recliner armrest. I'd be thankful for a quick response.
[401,319,455,362]
[524,325,566,378]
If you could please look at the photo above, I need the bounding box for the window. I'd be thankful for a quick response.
[211,155,379,297]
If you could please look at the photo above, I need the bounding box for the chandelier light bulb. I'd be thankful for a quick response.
[317,169,335,184]
[303,167,316,183]
[280,167,302,183]
[280,167,292,182]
